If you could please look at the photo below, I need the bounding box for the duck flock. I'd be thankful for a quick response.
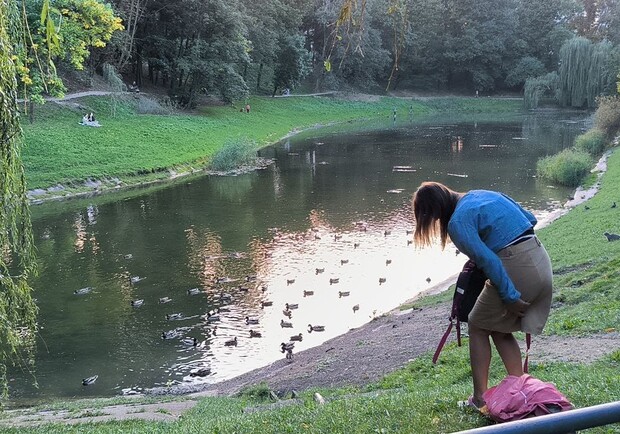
[75,221,443,387]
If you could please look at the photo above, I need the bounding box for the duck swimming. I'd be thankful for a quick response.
[290,333,303,342]
[286,279,296,286]
[162,330,179,340]
[308,324,325,333]
[74,287,93,295]
[245,316,259,325]
[159,297,172,304]
[166,313,183,321]
[131,299,144,307]
[379,277,387,285]
[187,287,201,296]
[190,368,211,377]
[224,337,238,347]
[338,291,350,298]
[280,319,293,328]
[82,375,98,386]
[181,337,198,347]
[285,303,298,310]
[261,300,273,308]
[129,276,146,284]
[352,304,360,313]
[303,290,314,297]
[282,309,292,319]
[207,312,221,322]
[249,329,262,338]
[316,268,325,274]
[329,278,339,285]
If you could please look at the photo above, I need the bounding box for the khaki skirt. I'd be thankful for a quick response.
[468,236,553,335]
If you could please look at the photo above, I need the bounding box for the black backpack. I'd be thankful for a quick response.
[432,259,486,363]
[432,259,532,372]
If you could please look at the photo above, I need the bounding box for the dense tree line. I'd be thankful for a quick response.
[14,0,620,105]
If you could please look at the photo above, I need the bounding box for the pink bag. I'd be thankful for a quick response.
[483,374,573,423]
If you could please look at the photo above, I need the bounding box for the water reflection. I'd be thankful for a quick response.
[11,111,589,404]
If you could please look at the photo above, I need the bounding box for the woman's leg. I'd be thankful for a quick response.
[468,323,491,406]
[491,331,524,376]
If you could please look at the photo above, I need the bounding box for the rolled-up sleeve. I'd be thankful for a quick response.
[448,220,522,303]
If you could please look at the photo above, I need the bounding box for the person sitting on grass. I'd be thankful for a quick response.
[80,112,101,127]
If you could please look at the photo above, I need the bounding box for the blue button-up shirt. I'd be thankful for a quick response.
[447,190,537,303]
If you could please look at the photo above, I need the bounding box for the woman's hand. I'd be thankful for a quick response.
[506,299,530,317]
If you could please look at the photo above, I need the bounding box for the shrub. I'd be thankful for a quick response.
[236,382,273,402]
[524,72,559,109]
[210,138,258,171]
[594,96,620,137]
[136,96,171,115]
[574,129,607,155]
[536,149,593,187]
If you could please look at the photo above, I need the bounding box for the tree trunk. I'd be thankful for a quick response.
[256,63,263,92]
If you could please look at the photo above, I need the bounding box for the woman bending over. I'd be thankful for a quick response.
[412,181,552,409]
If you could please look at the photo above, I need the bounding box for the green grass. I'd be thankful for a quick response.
[21,95,522,189]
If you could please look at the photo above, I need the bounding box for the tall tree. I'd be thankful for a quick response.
[558,37,614,107]
[272,34,312,95]
[516,0,579,69]
[0,0,38,397]
[571,0,620,43]
[15,0,123,102]
[239,0,302,93]
[139,0,250,105]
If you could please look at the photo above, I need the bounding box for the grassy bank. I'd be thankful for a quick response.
[21,95,522,191]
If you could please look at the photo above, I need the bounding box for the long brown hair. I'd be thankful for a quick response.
[412,182,462,249]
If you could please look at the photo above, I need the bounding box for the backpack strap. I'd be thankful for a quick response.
[432,320,454,364]
[523,332,531,373]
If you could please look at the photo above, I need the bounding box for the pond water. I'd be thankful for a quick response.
[10,110,589,405]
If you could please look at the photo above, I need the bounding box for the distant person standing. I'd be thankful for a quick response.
[245,104,251,113]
